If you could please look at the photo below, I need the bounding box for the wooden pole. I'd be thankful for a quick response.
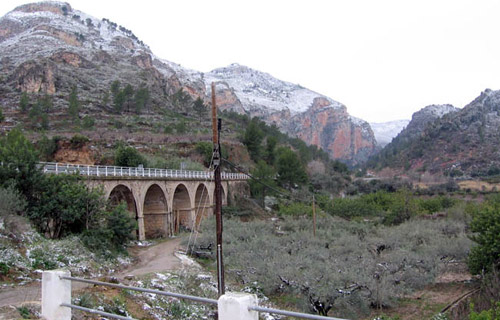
[312,195,316,237]
[211,82,225,296]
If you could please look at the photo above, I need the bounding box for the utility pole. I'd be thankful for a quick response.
[211,82,225,296]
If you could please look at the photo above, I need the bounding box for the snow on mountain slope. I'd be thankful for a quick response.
[370,120,410,147]
[204,63,344,115]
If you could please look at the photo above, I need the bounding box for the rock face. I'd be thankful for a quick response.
[205,64,377,165]
[0,2,377,165]
[289,98,376,164]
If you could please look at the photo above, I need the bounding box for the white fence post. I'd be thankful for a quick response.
[218,292,258,320]
[42,270,71,320]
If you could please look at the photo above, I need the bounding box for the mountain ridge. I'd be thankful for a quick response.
[0,1,376,165]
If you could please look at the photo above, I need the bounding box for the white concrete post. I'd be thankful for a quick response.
[218,292,258,320]
[42,270,71,320]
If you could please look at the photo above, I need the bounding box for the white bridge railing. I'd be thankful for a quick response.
[38,162,248,180]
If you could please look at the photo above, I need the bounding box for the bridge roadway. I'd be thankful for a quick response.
[40,162,248,240]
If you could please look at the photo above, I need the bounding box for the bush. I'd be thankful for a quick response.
[0,186,26,217]
[468,194,500,274]
[469,302,500,320]
[278,201,313,216]
[81,203,135,254]
[82,115,95,129]
[114,146,147,167]
[195,142,213,167]
[69,134,89,148]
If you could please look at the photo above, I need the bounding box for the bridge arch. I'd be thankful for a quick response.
[108,184,139,239]
[143,183,169,238]
[171,183,193,230]
[194,183,211,228]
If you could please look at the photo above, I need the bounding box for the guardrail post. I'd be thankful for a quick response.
[218,292,258,320]
[42,270,71,320]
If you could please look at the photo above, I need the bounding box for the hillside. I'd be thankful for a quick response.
[0,1,376,166]
[368,90,500,178]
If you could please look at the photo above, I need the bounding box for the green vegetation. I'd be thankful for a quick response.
[68,85,80,121]
[19,92,29,113]
[317,190,455,225]
[69,134,89,148]
[193,214,471,318]
[114,145,147,167]
[0,130,135,256]
[0,106,4,122]
[193,97,207,122]
[468,194,500,274]
[469,302,500,320]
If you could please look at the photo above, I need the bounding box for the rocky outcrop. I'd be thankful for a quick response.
[212,81,245,113]
[33,25,82,46]
[51,51,93,68]
[289,98,376,165]
[53,140,94,165]
[404,104,458,139]
[10,60,57,94]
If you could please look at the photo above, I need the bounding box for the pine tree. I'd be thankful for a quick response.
[133,86,150,114]
[193,97,206,122]
[19,92,30,113]
[68,86,80,121]
[243,118,265,161]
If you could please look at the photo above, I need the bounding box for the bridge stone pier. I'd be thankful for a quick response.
[40,163,247,241]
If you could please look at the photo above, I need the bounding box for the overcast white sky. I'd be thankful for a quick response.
[2,0,500,122]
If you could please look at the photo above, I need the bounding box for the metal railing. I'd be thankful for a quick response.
[43,271,348,320]
[38,162,248,180]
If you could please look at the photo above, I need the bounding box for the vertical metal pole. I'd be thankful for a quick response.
[212,82,225,296]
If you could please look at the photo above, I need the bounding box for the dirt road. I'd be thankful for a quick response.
[0,238,184,310]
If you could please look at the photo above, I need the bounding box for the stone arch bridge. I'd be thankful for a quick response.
[41,163,248,240]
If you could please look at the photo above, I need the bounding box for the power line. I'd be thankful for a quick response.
[221,158,312,205]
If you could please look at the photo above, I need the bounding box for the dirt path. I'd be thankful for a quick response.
[0,238,184,310]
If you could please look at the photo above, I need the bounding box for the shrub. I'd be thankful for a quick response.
[195,142,213,167]
[82,115,95,129]
[469,302,500,320]
[0,186,26,217]
[69,134,89,148]
[81,203,135,254]
[278,201,312,216]
[468,194,500,274]
[114,146,147,167]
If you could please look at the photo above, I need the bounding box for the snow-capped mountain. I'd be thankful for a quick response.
[370,120,410,147]
[0,1,377,164]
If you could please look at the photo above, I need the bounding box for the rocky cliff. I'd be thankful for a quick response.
[205,64,377,165]
[0,2,376,165]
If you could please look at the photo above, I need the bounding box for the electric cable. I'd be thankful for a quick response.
[221,158,312,205]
